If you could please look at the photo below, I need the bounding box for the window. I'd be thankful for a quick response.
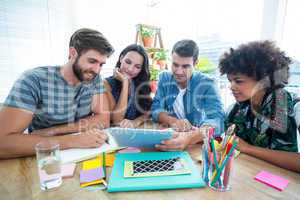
[281,0,300,92]
[0,0,73,102]
[1,0,297,107]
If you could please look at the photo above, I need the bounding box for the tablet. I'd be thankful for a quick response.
[105,127,173,148]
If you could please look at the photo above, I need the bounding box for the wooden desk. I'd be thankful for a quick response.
[0,144,299,200]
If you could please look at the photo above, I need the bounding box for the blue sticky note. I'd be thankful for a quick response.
[80,167,104,183]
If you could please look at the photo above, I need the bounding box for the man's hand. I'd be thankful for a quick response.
[119,119,139,128]
[155,132,191,151]
[69,129,108,148]
[198,124,215,138]
[170,119,192,132]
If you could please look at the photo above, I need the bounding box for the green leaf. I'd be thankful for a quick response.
[153,49,168,61]
[150,68,160,81]
[140,26,155,37]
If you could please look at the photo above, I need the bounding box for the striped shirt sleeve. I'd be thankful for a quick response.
[3,71,40,113]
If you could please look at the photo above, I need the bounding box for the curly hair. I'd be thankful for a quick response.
[219,40,291,89]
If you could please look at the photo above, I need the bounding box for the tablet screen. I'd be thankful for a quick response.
[106,128,173,148]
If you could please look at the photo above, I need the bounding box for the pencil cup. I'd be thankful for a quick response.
[201,140,234,192]
[35,140,62,190]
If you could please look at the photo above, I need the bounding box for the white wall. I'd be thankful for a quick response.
[71,0,150,77]
[1,0,297,102]
[281,0,300,61]
[71,0,264,78]
[0,0,74,102]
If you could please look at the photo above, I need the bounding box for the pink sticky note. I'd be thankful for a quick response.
[80,167,104,183]
[254,170,289,191]
[61,163,76,178]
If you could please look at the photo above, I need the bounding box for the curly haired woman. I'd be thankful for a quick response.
[219,40,300,172]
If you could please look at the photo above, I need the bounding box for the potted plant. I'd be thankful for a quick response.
[149,67,160,93]
[153,49,168,69]
[140,26,155,47]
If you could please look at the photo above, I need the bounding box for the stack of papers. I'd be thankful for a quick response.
[79,155,115,189]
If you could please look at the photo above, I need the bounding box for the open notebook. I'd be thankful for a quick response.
[60,142,117,164]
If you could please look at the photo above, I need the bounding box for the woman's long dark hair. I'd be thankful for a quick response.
[115,44,152,113]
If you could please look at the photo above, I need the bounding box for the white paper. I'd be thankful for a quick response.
[60,131,118,164]
[60,142,118,164]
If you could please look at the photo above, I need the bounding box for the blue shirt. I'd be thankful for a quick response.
[106,76,141,120]
[4,66,105,132]
[151,71,225,135]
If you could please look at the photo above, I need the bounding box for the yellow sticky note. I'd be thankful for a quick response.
[82,157,101,170]
[82,153,115,170]
[105,153,115,167]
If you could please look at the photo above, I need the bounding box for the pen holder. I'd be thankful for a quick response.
[201,140,234,192]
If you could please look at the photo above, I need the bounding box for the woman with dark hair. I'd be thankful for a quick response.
[104,44,152,128]
[219,40,300,172]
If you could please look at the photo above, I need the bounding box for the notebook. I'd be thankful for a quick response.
[79,155,108,188]
[107,151,206,192]
[105,127,173,148]
[60,142,117,164]
[80,167,104,183]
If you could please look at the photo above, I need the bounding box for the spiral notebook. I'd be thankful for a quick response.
[107,151,206,192]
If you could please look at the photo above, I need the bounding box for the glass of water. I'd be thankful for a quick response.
[35,140,62,190]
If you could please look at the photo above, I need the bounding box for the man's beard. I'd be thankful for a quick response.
[72,58,97,83]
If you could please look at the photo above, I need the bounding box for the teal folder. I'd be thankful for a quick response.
[107,151,206,192]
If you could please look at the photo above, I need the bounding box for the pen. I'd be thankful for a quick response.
[211,140,237,186]
[102,152,106,180]
[210,139,219,171]
[202,143,209,183]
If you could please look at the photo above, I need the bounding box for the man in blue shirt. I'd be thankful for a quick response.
[151,39,225,151]
[0,28,114,158]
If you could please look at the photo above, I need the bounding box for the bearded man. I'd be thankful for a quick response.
[0,28,114,158]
